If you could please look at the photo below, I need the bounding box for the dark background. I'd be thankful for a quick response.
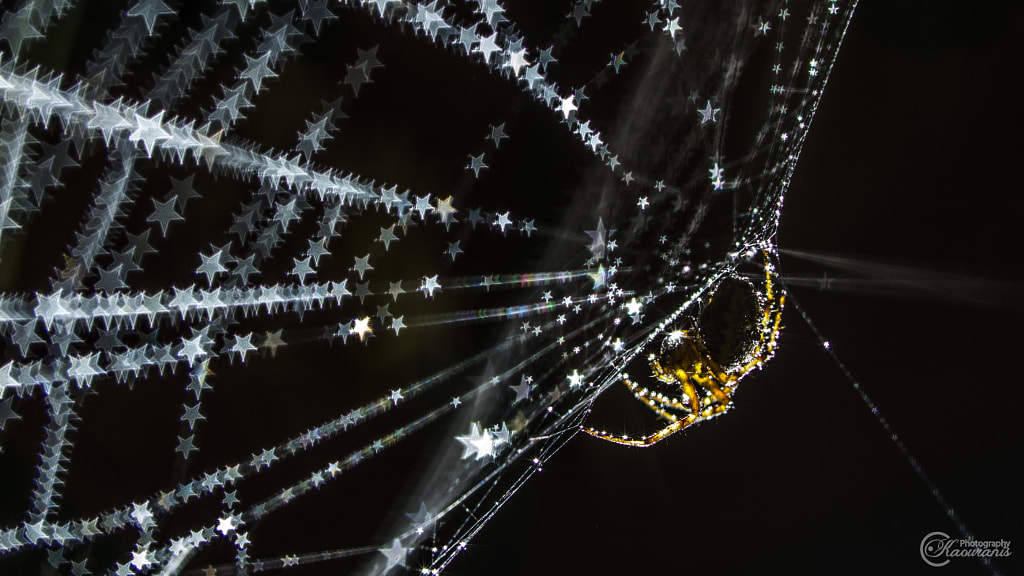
[450,2,1024,575]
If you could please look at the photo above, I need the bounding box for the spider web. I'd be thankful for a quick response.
[0,1,857,574]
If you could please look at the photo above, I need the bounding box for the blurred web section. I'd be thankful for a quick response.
[778,248,1024,311]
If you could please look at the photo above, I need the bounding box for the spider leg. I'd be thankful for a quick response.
[681,348,735,416]
[583,372,703,447]
[623,374,691,421]
[736,292,785,376]
[691,370,738,420]
[697,399,734,422]
[623,376,679,422]
[687,367,731,405]
[702,350,732,383]
[636,394,685,423]
[583,413,700,447]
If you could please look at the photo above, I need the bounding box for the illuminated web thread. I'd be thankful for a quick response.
[785,293,999,576]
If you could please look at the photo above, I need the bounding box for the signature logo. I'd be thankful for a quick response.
[920,532,1012,568]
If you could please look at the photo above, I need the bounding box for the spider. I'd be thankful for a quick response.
[584,254,785,446]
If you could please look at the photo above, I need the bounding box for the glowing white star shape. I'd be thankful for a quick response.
[350,317,372,341]
[455,422,495,460]
[378,538,407,571]
[625,298,642,316]
[217,515,238,536]
[420,275,441,298]
[568,369,584,389]
[560,94,578,119]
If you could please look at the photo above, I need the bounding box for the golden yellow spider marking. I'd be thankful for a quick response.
[584,253,784,447]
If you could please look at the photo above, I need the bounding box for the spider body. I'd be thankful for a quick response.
[584,253,784,446]
[652,331,732,412]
